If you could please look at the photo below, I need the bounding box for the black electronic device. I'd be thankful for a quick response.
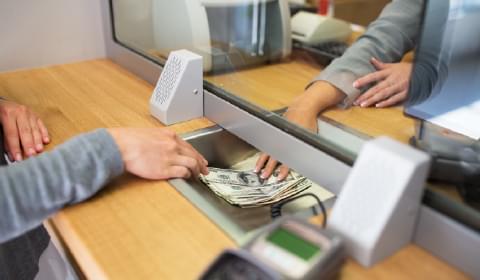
[288,3,316,17]
[199,216,344,280]
[410,121,480,206]
[293,40,348,66]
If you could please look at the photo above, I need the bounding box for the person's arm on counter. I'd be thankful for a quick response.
[255,82,344,179]
[0,128,208,243]
[256,0,423,180]
[317,0,422,108]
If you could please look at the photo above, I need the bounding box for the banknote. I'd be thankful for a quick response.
[199,167,312,207]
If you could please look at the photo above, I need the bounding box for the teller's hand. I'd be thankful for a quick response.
[254,81,344,182]
[353,58,412,108]
[255,108,318,182]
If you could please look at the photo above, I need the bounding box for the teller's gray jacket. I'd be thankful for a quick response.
[314,0,423,107]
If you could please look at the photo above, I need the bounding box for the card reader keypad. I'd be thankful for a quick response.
[203,253,274,280]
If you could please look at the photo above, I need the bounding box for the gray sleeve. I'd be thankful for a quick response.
[0,129,124,243]
[313,0,423,108]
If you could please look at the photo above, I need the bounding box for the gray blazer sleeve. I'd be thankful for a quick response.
[313,0,423,108]
[0,129,124,243]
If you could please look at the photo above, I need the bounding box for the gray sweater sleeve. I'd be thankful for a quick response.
[313,0,423,108]
[0,129,124,243]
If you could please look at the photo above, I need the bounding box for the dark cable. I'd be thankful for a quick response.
[270,193,327,228]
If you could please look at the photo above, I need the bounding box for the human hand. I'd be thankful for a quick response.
[108,128,209,180]
[255,107,319,182]
[255,81,344,181]
[353,58,412,108]
[0,99,50,161]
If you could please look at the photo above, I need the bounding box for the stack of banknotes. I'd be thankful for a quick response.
[199,167,312,208]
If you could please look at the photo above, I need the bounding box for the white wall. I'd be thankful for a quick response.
[0,0,106,72]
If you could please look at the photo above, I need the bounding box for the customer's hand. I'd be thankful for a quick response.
[108,128,209,180]
[255,81,344,181]
[353,58,412,108]
[0,99,50,161]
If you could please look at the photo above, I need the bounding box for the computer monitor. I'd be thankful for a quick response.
[406,0,480,140]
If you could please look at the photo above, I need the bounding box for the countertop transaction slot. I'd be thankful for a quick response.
[169,126,335,244]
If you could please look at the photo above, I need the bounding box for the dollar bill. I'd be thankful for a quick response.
[199,167,312,208]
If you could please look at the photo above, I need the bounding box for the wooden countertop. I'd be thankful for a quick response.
[0,59,467,279]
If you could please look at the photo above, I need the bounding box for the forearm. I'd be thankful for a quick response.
[288,81,345,117]
[0,129,124,243]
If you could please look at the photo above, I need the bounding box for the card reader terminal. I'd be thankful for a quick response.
[200,216,344,280]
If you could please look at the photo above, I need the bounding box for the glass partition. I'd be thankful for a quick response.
[110,0,480,232]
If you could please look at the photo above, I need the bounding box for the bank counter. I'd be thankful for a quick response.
[2,0,480,278]
[0,58,468,279]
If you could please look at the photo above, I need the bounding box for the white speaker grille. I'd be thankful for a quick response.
[154,55,183,105]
